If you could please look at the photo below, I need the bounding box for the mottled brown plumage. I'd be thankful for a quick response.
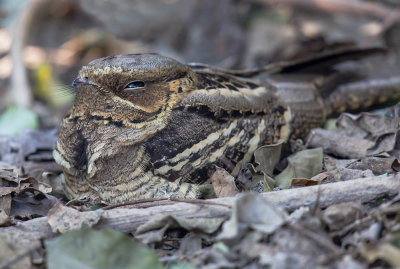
[54,50,400,204]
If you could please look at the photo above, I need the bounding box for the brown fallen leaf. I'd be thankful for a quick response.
[11,188,59,219]
[18,177,52,194]
[0,162,21,185]
[322,202,365,232]
[210,166,239,198]
[0,168,55,222]
[0,189,12,224]
[308,109,400,159]
[135,214,224,244]
[218,193,287,240]
[324,156,375,182]
[308,128,374,159]
[178,232,203,256]
[310,171,329,182]
[47,202,103,233]
[346,156,397,175]
[0,130,60,179]
[291,178,319,186]
[0,208,10,226]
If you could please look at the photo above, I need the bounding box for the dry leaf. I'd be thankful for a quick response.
[0,189,12,218]
[310,171,329,182]
[275,147,323,189]
[308,109,400,159]
[346,157,397,175]
[0,208,9,226]
[324,156,375,182]
[322,202,365,231]
[210,167,239,198]
[218,193,287,240]
[254,142,283,176]
[11,188,59,219]
[47,203,103,233]
[291,178,319,186]
[135,214,224,244]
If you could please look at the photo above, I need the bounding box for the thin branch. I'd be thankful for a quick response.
[103,198,232,210]
[1,175,399,240]
[102,198,171,210]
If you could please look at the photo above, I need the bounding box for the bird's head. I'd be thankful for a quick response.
[70,53,197,128]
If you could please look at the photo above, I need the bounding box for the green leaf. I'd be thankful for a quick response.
[262,173,275,192]
[275,148,323,189]
[0,105,38,136]
[45,229,163,269]
[275,166,294,189]
[323,118,337,131]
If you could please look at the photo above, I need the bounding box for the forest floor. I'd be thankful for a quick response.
[1,0,400,268]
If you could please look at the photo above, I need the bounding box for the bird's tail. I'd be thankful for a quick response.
[323,77,400,117]
[267,47,400,138]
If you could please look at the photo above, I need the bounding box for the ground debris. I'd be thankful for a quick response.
[308,109,400,159]
[0,129,61,179]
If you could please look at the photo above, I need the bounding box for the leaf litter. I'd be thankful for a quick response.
[2,106,400,268]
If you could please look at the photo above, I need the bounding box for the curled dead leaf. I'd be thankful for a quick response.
[135,214,224,244]
[218,193,287,240]
[11,188,60,219]
[210,166,239,198]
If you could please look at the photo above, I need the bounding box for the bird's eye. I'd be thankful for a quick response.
[124,81,145,89]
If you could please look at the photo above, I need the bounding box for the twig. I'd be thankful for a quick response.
[103,198,232,210]
[1,175,399,240]
[311,181,322,216]
[169,198,232,209]
[102,198,170,210]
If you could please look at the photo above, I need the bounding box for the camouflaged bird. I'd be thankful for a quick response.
[54,49,400,204]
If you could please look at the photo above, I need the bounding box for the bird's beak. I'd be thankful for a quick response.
[72,77,95,87]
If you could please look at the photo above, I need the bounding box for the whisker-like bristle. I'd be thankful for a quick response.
[54,84,76,98]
